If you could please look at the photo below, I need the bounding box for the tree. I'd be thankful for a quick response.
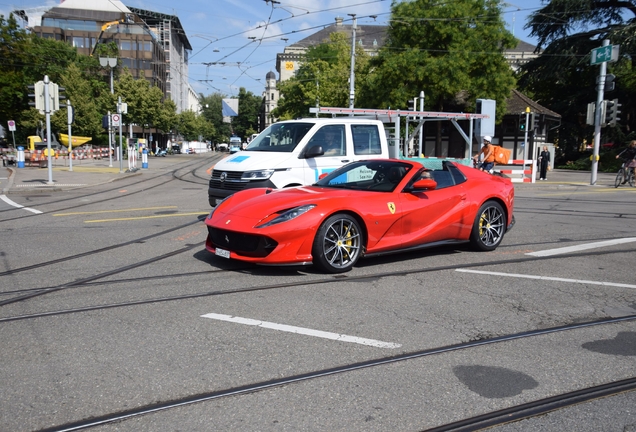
[520,0,636,160]
[232,87,262,140]
[359,0,516,117]
[49,63,103,138]
[200,92,232,143]
[154,98,178,137]
[177,110,200,141]
[357,0,516,155]
[274,32,371,119]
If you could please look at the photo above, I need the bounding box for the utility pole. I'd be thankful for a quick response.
[348,14,357,110]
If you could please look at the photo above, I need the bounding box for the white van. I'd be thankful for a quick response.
[208,118,390,206]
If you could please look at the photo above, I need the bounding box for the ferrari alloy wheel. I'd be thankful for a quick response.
[312,214,362,273]
[470,201,506,251]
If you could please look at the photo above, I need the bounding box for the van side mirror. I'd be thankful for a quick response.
[305,145,324,158]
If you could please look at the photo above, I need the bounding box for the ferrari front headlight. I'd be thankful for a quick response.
[257,204,316,228]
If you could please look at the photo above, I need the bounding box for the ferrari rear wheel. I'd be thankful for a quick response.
[470,201,506,251]
[312,214,362,273]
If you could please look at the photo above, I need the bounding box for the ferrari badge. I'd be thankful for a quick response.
[387,202,396,214]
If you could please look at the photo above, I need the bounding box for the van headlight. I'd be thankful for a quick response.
[242,169,275,180]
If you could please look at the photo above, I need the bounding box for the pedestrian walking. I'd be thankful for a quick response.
[538,146,550,180]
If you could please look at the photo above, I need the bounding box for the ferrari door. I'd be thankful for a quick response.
[398,179,468,246]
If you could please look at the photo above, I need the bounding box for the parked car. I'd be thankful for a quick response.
[171,145,181,154]
[205,159,515,273]
[216,143,228,152]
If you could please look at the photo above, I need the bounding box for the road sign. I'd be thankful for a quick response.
[590,45,619,65]
[7,120,16,132]
[111,113,121,127]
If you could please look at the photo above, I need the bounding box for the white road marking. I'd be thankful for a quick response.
[456,269,636,289]
[526,237,636,257]
[0,194,43,214]
[201,313,401,349]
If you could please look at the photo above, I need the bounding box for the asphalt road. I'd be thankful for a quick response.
[0,154,635,432]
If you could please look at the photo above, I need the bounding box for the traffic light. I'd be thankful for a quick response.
[519,113,527,132]
[529,112,536,131]
[605,74,616,92]
[28,81,45,113]
[407,98,415,111]
[606,98,621,126]
[27,81,64,114]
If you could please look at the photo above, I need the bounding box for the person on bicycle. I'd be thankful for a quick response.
[473,136,495,172]
[616,140,636,184]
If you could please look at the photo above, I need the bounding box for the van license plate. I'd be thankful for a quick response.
[215,248,230,259]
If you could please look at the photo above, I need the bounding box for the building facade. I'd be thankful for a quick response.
[16,0,192,113]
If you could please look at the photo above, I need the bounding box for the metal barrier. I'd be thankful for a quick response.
[494,159,536,183]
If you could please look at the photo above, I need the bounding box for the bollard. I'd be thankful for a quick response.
[17,146,25,168]
[142,148,148,169]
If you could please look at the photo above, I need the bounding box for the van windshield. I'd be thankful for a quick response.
[245,123,313,152]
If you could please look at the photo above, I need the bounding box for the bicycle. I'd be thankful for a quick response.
[614,162,635,188]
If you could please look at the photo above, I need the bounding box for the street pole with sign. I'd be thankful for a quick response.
[118,97,123,173]
[7,120,16,148]
[44,75,54,185]
[111,112,123,173]
[67,100,73,171]
[590,40,619,185]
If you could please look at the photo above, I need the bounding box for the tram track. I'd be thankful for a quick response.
[0,156,215,222]
[0,245,630,322]
[34,314,636,432]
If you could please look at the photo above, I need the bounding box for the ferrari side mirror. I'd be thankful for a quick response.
[411,178,437,191]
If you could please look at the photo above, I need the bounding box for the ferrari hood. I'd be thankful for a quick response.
[218,186,355,219]
[214,151,295,171]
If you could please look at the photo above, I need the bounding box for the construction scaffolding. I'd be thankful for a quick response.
[309,106,490,159]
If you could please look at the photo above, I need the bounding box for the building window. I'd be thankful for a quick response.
[72,37,86,48]
[120,40,132,50]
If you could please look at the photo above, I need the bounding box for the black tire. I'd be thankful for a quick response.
[470,201,506,251]
[629,171,635,187]
[312,214,363,273]
[615,168,624,188]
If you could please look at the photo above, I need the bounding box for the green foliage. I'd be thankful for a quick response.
[200,93,232,143]
[521,0,636,159]
[232,87,263,140]
[358,0,516,120]
[274,32,371,118]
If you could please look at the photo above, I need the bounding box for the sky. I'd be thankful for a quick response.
[2,0,546,98]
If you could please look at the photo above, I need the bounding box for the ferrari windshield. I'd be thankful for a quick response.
[244,122,314,152]
[315,160,413,192]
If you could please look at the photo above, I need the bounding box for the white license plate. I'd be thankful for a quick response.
[215,248,230,259]
[215,198,224,206]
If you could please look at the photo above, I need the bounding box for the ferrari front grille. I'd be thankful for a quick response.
[208,226,278,258]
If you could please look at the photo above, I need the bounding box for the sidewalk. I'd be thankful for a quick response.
[519,169,620,188]
[0,153,215,195]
